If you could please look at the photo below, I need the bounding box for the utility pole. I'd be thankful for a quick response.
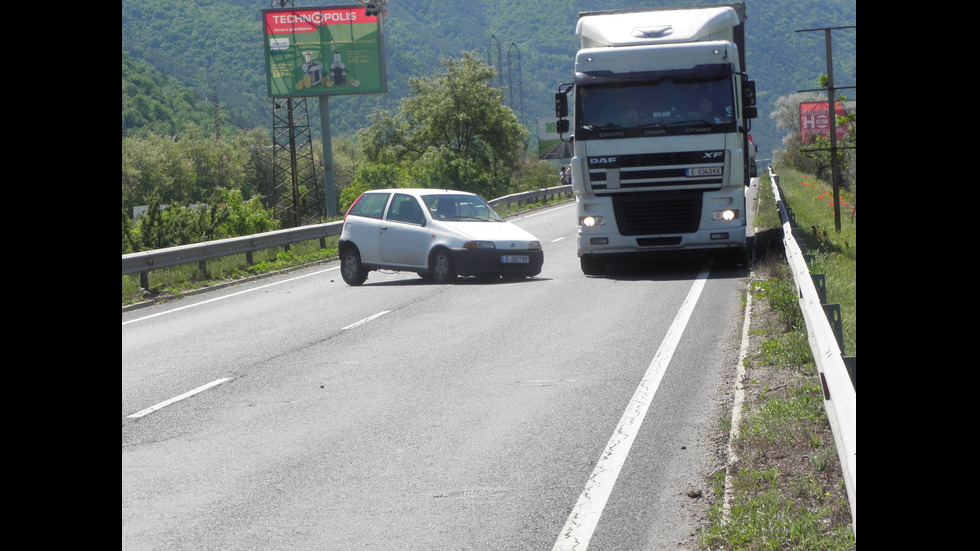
[796,25,856,232]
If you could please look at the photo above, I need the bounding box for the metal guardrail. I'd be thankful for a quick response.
[121,185,572,278]
[767,169,855,535]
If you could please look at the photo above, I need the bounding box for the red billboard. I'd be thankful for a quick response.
[799,101,851,143]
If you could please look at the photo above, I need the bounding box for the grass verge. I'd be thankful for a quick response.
[698,168,855,550]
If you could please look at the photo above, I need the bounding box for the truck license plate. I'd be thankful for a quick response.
[501,255,529,264]
[686,167,722,177]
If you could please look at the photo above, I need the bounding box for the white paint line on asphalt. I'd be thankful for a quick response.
[127,378,232,419]
[342,311,391,331]
[508,201,573,221]
[122,267,338,326]
[552,259,714,551]
[722,281,754,523]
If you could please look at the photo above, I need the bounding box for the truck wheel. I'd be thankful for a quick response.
[341,248,368,286]
[581,255,606,276]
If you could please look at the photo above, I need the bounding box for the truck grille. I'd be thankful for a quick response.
[588,150,724,190]
[611,191,702,235]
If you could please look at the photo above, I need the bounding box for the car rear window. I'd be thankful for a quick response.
[349,193,390,220]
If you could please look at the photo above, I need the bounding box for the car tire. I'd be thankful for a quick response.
[430,249,457,284]
[341,247,368,286]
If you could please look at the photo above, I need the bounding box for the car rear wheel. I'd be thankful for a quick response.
[430,250,457,284]
[341,248,368,286]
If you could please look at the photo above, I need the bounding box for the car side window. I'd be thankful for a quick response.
[349,193,390,220]
[386,194,425,225]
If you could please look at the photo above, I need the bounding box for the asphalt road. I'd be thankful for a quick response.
[122,193,757,550]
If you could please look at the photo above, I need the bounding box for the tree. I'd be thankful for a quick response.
[355,51,528,198]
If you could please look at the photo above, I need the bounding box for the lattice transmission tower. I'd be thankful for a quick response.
[507,42,524,129]
[268,0,323,228]
[487,35,503,88]
[486,37,525,130]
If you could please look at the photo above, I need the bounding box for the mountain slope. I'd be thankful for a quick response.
[121,0,856,158]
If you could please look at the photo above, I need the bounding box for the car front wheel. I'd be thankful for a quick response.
[341,248,368,286]
[430,249,457,284]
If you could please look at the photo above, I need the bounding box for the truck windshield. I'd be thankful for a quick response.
[576,75,735,139]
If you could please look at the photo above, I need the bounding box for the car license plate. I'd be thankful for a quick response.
[686,167,722,177]
[501,255,529,264]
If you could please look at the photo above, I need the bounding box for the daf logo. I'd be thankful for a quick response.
[703,151,724,159]
[590,157,617,164]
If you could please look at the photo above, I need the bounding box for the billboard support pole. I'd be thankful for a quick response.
[319,95,337,218]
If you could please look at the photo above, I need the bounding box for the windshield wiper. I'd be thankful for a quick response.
[666,119,713,127]
[580,123,623,131]
[627,122,667,131]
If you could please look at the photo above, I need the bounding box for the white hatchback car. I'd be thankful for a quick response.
[338,189,544,285]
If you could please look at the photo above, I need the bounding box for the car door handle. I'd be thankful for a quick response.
[380,225,388,231]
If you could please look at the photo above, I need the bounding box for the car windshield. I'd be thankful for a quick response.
[421,194,504,222]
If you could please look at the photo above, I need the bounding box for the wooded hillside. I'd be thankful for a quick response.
[121,0,856,159]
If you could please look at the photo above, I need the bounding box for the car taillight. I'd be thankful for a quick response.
[344,195,363,223]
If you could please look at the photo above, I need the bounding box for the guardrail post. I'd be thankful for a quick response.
[823,303,844,353]
[811,273,827,304]
[140,271,149,290]
[843,356,855,390]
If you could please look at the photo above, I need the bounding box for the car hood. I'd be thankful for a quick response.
[438,221,539,246]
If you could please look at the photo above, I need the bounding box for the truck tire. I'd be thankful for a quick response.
[581,255,606,276]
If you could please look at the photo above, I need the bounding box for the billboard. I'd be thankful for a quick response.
[537,117,572,160]
[262,5,387,98]
[799,101,852,144]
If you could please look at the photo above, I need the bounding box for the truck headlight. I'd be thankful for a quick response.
[581,215,604,227]
[712,209,739,221]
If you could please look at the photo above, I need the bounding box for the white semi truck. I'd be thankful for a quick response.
[554,3,757,275]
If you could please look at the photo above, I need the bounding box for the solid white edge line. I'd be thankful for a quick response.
[552,260,713,551]
[122,267,338,326]
[722,279,753,524]
[127,377,232,419]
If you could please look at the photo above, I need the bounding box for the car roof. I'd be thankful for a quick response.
[363,188,478,198]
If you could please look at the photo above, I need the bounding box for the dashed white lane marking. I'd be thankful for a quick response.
[126,309,390,419]
[127,378,232,419]
[342,311,391,331]
[552,259,713,550]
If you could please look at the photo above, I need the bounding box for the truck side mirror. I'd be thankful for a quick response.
[556,119,570,134]
[555,92,568,118]
[742,79,756,107]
